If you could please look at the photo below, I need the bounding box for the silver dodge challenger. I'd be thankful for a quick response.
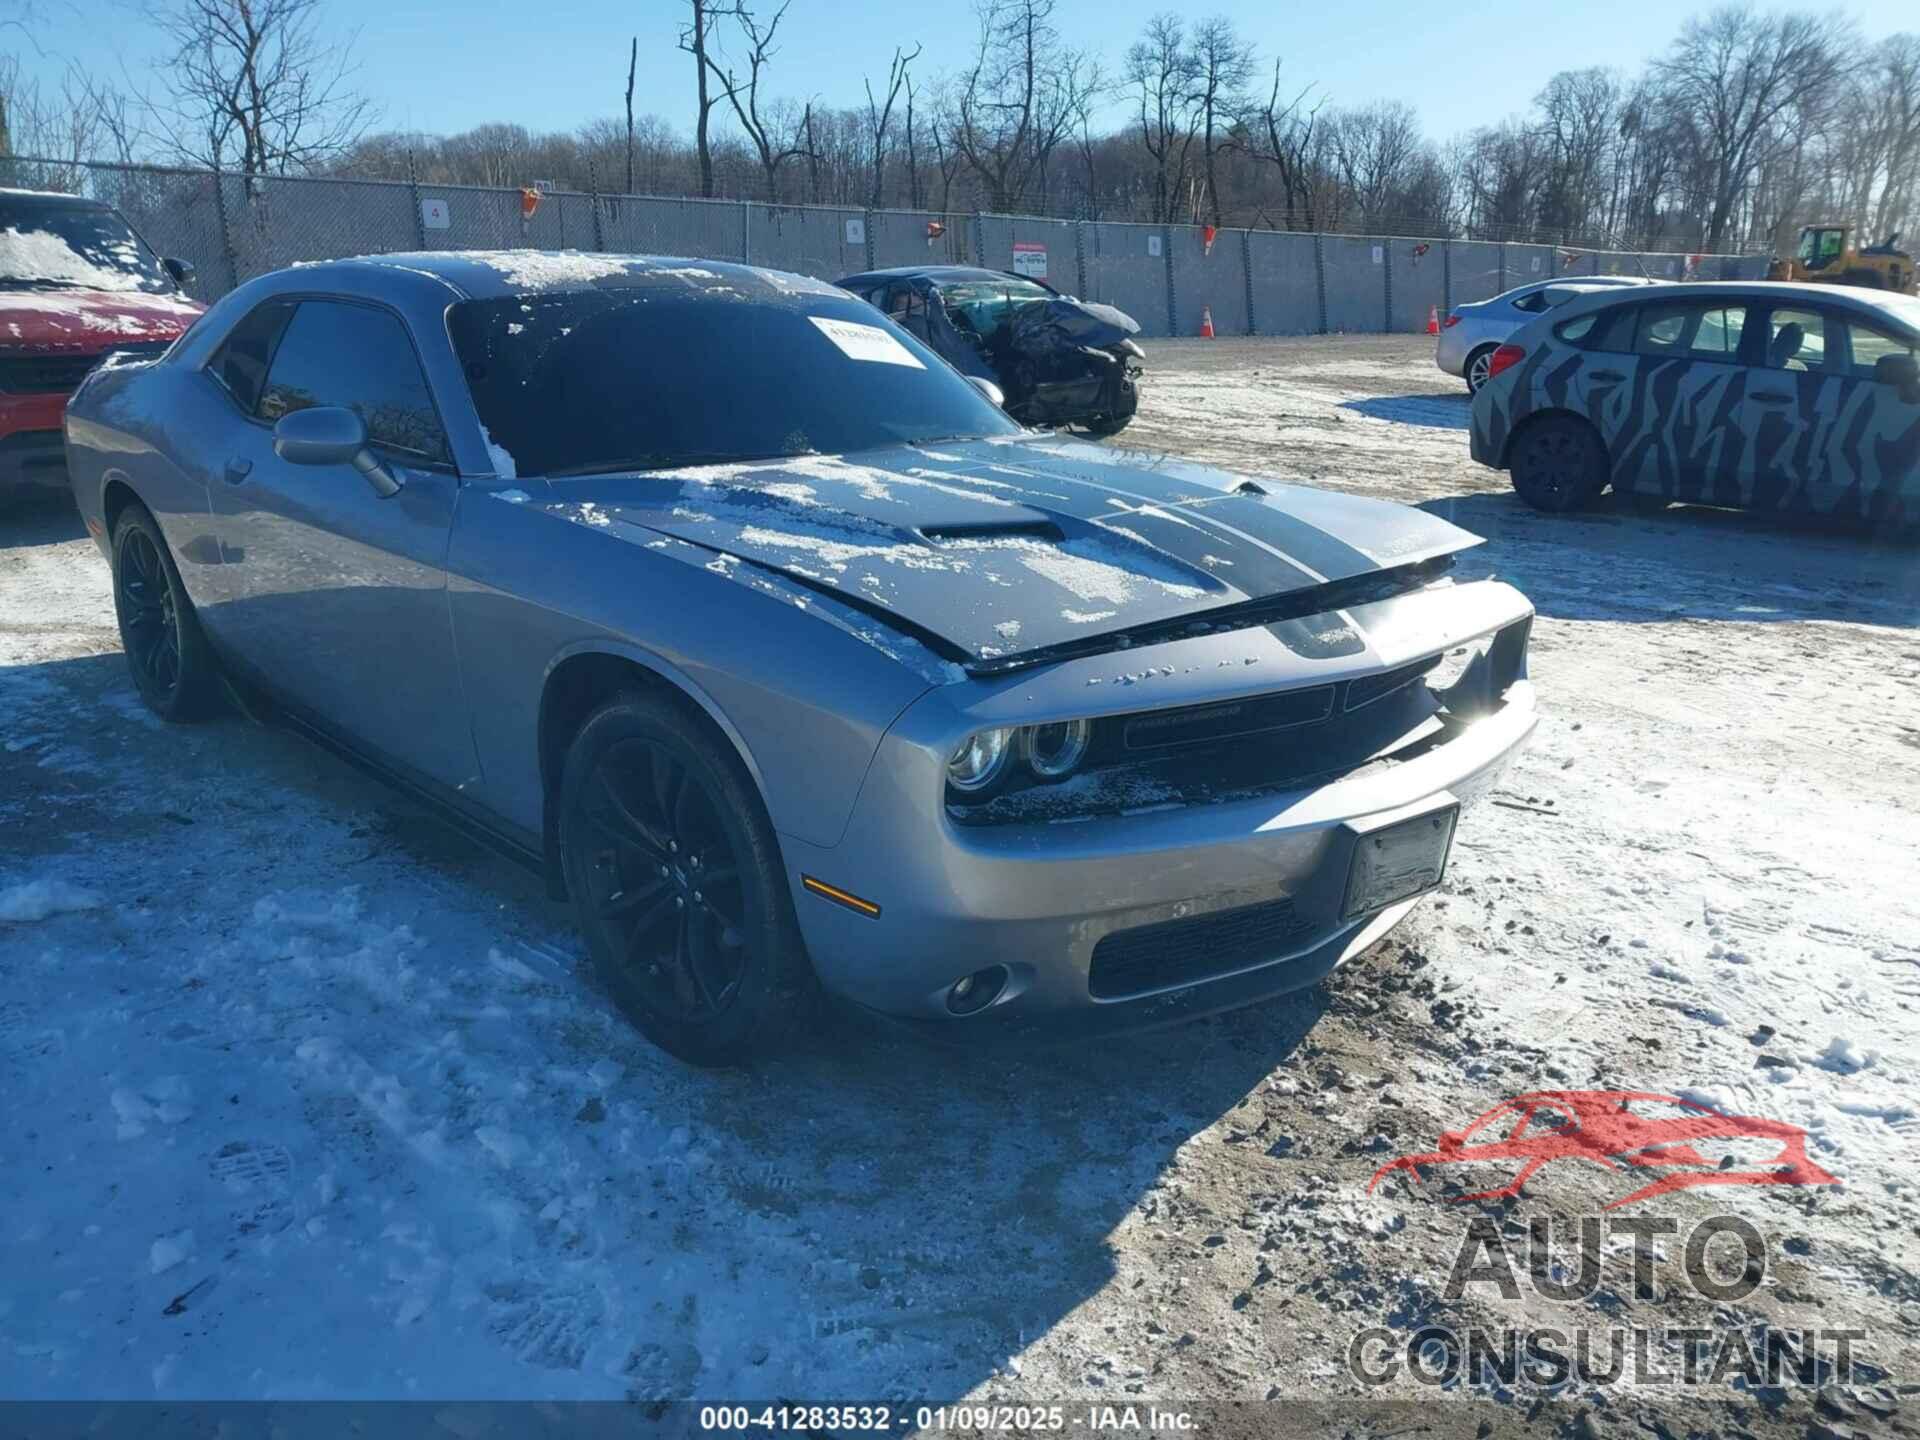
[63,251,1538,1065]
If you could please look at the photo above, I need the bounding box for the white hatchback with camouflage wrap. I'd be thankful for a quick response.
[1469,280,1920,532]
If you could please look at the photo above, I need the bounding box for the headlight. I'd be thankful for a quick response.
[1024,718,1091,778]
[947,727,1014,792]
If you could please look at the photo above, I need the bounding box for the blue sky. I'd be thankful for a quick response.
[12,0,1917,151]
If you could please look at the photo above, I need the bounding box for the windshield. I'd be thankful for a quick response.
[448,289,1020,478]
[0,202,175,294]
[936,276,1056,342]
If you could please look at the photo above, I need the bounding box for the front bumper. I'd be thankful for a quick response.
[0,393,72,486]
[781,592,1537,1033]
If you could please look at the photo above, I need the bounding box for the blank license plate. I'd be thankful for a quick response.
[1343,807,1458,919]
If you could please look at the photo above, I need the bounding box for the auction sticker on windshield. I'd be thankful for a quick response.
[809,315,925,368]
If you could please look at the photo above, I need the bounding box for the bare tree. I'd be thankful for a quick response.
[949,0,1068,211]
[1654,6,1852,247]
[1248,62,1324,230]
[624,36,636,194]
[1124,13,1201,223]
[1328,100,1422,227]
[902,67,920,209]
[699,1,810,202]
[676,0,724,197]
[862,42,919,212]
[1188,16,1255,227]
[145,0,373,178]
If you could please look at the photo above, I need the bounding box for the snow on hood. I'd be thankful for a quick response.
[0,288,204,351]
[545,434,1480,665]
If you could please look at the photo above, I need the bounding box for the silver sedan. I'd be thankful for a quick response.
[1439,277,1661,393]
[64,252,1537,1065]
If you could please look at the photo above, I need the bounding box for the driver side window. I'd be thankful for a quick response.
[258,300,451,466]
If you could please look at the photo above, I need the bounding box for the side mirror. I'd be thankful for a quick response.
[966,374,1006,409]
[161,256,195,288]
[273,407,403,498]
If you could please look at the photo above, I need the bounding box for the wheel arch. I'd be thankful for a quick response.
[534,640,773,901]
[101,476,143,538]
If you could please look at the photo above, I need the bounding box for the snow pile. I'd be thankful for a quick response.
[477,251,634,291]
[479,423,517,479]
[0,877,102,922]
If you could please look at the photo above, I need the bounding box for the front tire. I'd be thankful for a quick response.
[111,502,221,721]
[1509,415,1610,514]
[557,693,813,1066]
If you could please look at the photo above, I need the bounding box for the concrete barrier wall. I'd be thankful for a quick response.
[1083,222,1174,338]
[1244,231,1320,335]
[1165,227,1246,338]
[745,205,867,280]
[58,162,1768,334]
[1391,240,1447,333]
[1322,235,1386,333]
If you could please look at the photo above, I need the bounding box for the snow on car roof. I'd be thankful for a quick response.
[332,250,843,302]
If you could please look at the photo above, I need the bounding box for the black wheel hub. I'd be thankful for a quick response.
[117,529,181,698]
[576,739,748,1023]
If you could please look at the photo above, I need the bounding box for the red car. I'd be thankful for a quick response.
[0,188,204,489]
[1369,1090,1839,1209]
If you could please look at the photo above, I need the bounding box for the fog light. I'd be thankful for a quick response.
[946,965,1008,1015]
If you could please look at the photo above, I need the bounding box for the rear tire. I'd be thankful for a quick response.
[110,502,222,722]
[1464,346,1498,395]
[557,692,814,1067]
[1509,415,1610,514]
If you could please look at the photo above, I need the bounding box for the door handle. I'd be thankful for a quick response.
[1590,370,1626,382]
[224,458,253,485]
[1751,391,1792,403]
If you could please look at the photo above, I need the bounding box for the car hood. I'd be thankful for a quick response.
[1014,296,1141,348]
[553,434,1481,667]
[0,289,204,351]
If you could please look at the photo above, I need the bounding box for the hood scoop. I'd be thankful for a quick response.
[920,519,1066,544]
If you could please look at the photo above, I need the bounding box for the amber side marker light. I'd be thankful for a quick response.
[802,875,882,918]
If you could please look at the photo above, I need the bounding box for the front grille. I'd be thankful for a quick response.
[0,352,100,393]
[1088,895,1318,1000]
[1121,685,1335,751]
[0,340,172,395]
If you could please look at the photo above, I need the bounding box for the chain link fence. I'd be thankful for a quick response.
[0,155,1766,339]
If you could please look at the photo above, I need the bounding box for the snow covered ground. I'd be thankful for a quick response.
[1,336,1915,1429]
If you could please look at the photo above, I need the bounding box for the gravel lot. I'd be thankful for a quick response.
[1,335,1915,1431]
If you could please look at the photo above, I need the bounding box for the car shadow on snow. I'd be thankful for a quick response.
[1339,394,1470,431]
[1417,490,1920,630]
[1,642,1337,1400]
[0,485,87,550]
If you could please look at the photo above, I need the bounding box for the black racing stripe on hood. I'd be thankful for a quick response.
[965,552,1459,675]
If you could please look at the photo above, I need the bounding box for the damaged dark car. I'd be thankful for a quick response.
[836,265,1143,434]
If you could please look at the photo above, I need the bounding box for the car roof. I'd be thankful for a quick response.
[835,265,1040,287]
[0,187,114,211]
[267,250,849,304]
[1553,278,1920,330]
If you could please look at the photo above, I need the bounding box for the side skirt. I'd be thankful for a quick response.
[213,647,548,882]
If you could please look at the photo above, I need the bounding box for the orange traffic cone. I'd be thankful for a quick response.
[1199,305,1215,338]
[1426,305,1439,336]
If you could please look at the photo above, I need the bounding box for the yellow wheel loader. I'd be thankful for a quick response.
[1766,224,1916,295]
